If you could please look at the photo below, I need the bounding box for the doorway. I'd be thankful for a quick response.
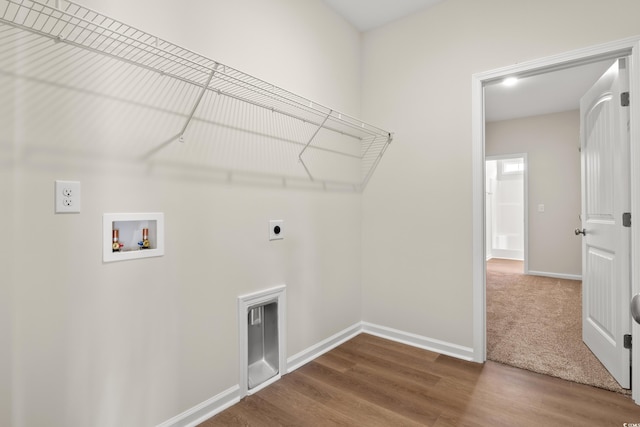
[471,37,640,405]
[485,155,527,267]
[482,64,627,392]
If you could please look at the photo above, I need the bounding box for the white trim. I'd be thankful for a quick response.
[286,322,476,370]
[489,255,524,261]
[472,35,640,403]
[155,385,240,427]
[237,285,287,399]
[286,322,361,372]
[472,65,487,363]
[159,322,476,425]
[474,36,640,83]
[527,270,582,281]
[361,322,475,361]
[630,41,640,405]
[490,249,524,260]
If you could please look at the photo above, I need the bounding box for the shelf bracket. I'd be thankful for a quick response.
[299,110,332,180]
[178,66,217,143]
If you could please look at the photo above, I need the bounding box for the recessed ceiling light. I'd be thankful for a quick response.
[503,77,518,87]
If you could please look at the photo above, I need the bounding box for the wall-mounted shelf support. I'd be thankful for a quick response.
[179,67,217,143]
[299,110,332,181]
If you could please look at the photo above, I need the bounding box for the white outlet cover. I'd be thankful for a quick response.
[269,220,284,240]
[55,180,81,213]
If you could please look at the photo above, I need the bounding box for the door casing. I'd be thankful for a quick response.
[471,36,640,404]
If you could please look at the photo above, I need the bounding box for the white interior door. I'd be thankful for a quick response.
[580,58,631,388]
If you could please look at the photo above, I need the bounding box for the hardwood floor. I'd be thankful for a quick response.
[200,334,640,426]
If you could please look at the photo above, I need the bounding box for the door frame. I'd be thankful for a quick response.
[485,154,529,271]
[471,36,640,404]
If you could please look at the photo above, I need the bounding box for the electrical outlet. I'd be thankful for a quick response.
[55,180,81,213]
[269,220,284,241]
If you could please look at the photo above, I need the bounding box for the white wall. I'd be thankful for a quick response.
[6,1,640,425]
[3,1,364,426]
[360,0,640,347]
[487,111,581,276]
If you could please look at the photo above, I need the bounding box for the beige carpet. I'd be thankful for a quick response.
[486,262,629,394]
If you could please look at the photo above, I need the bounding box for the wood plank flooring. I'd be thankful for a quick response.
[200,333,640,426]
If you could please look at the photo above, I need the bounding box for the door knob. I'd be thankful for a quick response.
[632,294,640,324]
[574,228,586,236]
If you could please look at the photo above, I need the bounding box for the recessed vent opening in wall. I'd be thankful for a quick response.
[238,285,286,397]
[247,302,278,389]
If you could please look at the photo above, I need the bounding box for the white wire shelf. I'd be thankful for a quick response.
[0,0,393,190]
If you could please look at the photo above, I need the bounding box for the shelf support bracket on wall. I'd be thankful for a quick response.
[299,110,332,180]
[178,66,217,143]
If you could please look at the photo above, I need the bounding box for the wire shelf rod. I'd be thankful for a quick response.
[0,19,218,96]
[209,86,371,141]
[4,2,214,82]
[3,17,364,141]
[0,0,393,190]
[0,0,390,139]
[0,25,389,152]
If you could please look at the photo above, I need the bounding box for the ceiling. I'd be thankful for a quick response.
[322,0,444,31]
[484,59,616,122]
[322,1,617,122]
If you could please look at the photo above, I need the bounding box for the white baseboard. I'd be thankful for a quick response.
[286,322,362,373]
[158,321,475,426]
[490,249,524,260]
[527,270,582,281]
[361,322,475,361]
[488,255,524,261]
[156,385,240,427]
